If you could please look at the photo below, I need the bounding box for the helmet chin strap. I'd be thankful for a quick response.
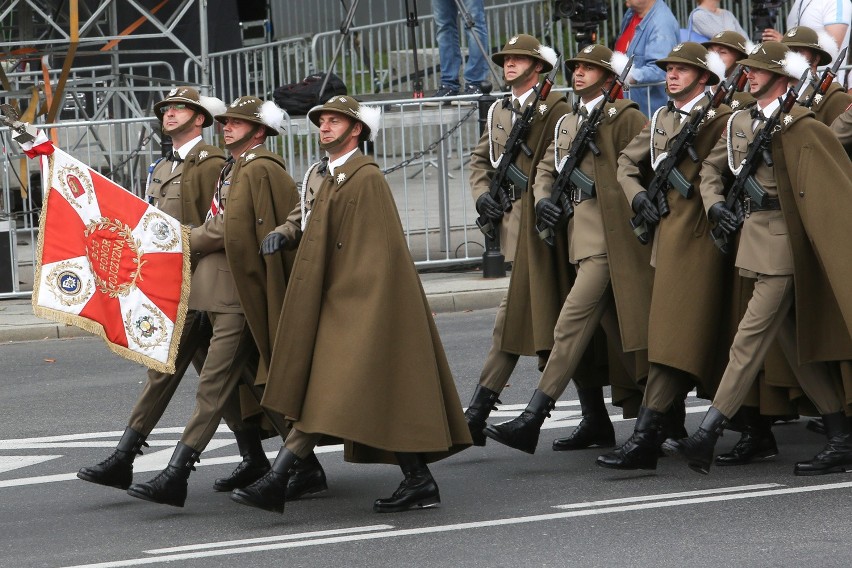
[162,111,199,138]
[751,72,783,99]
[505,63,539,88]
[319,121,357,151]
[574,74,610,100]
[225,124,260,151]
[667,74,704,102]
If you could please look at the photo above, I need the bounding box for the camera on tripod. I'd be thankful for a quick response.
[552,0,609,49]
[750,1,784,42]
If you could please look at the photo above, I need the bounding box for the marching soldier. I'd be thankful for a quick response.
[77,87,226,491]
[126,96,303,507]
[830,103,852,153]
[482,45,652,455]
[464,34,620,452]
[664,42,852,476]
[703,31,755,110]
[598,43,736,471]
[232,96,472,515]
[782,26,852,125]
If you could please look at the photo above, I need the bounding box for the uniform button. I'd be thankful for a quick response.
[257,218,263,225]
[161,191,166,197]
[337,242,343,249]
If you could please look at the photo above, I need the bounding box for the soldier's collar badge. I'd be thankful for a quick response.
[337,172,346,184]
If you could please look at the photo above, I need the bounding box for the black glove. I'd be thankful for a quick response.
[732,199,745,227]
[476,192,504,221]
[261,232,287,255]
[631,191,660,225]
[535,197,562,229]
[708,202,740,235]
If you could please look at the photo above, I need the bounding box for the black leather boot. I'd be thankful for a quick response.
[661,407,727,475]
[794,412,852,476]
[552,387,615,451]
[126,442,199,507]
[373,453,440,513]
[464,385,500,446]
[716,407,777,466]
[806,417,826,435]
[213,428,271,492]
[596,406,665,470]
[663,397,688,441]
[286,452,328,500]
[231,447,298,514]
[483,390,556,454]
[77,427,148,490]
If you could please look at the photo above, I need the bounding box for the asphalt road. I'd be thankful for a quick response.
[1,308,851,568]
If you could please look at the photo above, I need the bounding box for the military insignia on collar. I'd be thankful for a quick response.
[198,150,208,160]
[245,153,256,161]
[607,107,617,117]
[337,172,346,184]
[509,36,518,45]
[783,115,793,126]
[814,94,823,105]
[707,109,716,119]
[538,103,547,114]
[731,100,740,109]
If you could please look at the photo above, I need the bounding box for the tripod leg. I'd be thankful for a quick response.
[319,0,362,100]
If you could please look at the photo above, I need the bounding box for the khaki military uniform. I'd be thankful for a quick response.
[618,94,738,412]
[262,152,472,464]
[830,104,852,152]
[183,146,298,452]
[531,98,651,403]
[698,107,847,418]
[804,81,852,126]
[127,141,223,436]
[468,91,613,399]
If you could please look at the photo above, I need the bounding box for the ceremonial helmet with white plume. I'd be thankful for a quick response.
[491,34,558,74]
[782,26,837,66]
[154,86,227,128]
[655,42,725,86]
[307,95,382,143]
[215,96,286,137]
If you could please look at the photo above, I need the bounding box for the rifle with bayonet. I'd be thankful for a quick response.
[476,56,561,241]
[536,56,634,246]
[630,69,738,245]
[802,46,847,109]
[722,64,749,107]
[710,70,810,254]
[0,104,38,144]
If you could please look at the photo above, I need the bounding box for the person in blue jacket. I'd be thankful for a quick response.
[614,0,679,117]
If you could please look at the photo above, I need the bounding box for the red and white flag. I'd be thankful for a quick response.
[28,140,190,373]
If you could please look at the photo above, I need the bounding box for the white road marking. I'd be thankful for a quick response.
[145,525,394,554]
[59,480,852,568]
[0,455,61,474]
[0,400,710,488]
[552,483,783,509]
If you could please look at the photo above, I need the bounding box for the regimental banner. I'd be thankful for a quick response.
[31,146,190,374]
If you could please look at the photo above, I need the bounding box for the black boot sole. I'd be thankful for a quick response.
[77,471,132,490]
[126,486,186,507]
[553,438,615,451]
[373,494,440,513]
[715,451,778,466]
[482,427,536,454]
[595,458,657,471]
[661,440,712,475]
[230,489,284,514]
[793,464,852,476]
[286,479,329,501]
[212,467,271,492]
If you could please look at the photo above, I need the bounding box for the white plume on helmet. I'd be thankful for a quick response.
[610,51,630,77]
[816,30,839,63]
[258,100,286,134]
[783,50,812,80]
[198,95,226,119]
[705,51,727,84]
[537,44,559,68]
[357,104,382,141]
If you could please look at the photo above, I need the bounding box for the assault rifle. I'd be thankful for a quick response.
[630,70,738,245]
[536,56,634,246]
[722,65,749,107]
[802,46,847,109]
[476,56,561,241]
[710,70,810,254]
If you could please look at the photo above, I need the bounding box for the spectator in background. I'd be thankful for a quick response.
[691,0,747,39]
[432,0,489,97]
[762,0,851,54]
[615,0,679,117]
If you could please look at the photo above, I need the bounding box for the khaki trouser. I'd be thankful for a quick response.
[478,295,548,392]
[712,274,842,418]
[537,254,634,400]
[179,312,256,451]
[128,310,208,436]
[642,364,694,413]
[284,428,324,459]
